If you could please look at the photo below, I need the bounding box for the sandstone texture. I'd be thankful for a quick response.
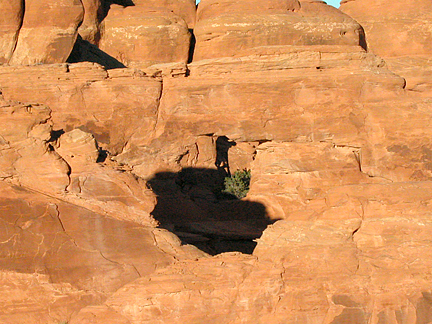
[0,95,205,322]
[0,62,161,155]
[6,0,83,65]
[87,0,196,69]
[73,0,195,68]
[340,0,432,57]
[79,0,104,44]
[1,0,432,323]
[98,6,191,68]
[194,0,366,60]
[340,0,432,93]
[133,0,197,28]
[0,0,23,63]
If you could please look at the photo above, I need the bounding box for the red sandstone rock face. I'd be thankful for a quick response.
[72,182,432,323]
[99,6,191,68]
[0,181,175,322]
[1,0,432,322]
[194,0,365,60]
[120,46,402,182]
[0,63,162,155]
[340,0,432,57]
[9,0,84,65]
[0,96,205,322]
[79,0,104,44]
[0,100,70,193]
[340,0,432,94]
[248,95,432,219]
[134,0,197,28]
[0,95,160,224]
[0,0,23,63]
[76,0,195,68]
[247,142,373,219]
[0,271,93,324]
[197,0,302,20]
[252,182,432,322]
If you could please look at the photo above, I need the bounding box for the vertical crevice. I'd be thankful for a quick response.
[188,28,196,64]
[9,0,26,62]
[359,26,368,52]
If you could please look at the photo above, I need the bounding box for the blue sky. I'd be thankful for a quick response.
[325,0,341,7]
[195,0,341,7]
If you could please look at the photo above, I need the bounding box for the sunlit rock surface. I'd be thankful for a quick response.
[98,6,191,68]
[0,0,432,322]
[194,0,366,60]
[340,0,432,94]
[4,0,84,65]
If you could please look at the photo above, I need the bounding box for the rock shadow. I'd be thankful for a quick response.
[102,0,135,21]
[188,29,196,63]
[111,0,135,6]
[147,167,276,255]
[67,0,136,68]
[359,26,368,51]
[67,35,126,69]
[215,136,236,177]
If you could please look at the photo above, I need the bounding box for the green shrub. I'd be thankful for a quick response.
[223,169,251,199]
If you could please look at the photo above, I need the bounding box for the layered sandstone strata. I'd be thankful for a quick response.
[0,62,162,155]
[1,0,432,322]
[73,181,432,322]
[122,45,402,179]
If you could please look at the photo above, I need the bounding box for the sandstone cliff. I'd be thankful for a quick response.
[340,0,432,94]
[1,0,432,323]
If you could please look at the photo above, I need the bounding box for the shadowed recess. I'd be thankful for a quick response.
[188,28,196,63]
[148,168,275,255]
[67,35,126,69]
[111,0,135,6]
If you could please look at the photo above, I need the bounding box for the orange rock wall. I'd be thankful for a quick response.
[340,0,432,93]
[0,0,432,323]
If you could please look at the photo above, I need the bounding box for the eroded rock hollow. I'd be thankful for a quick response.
[1,0,432,323]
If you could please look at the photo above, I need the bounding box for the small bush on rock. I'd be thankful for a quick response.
[223,169,251,199]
